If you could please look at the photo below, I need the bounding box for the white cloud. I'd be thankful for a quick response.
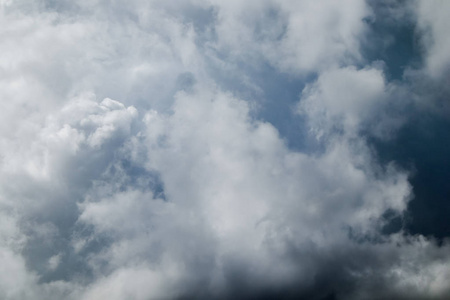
[0,1,449,299]
[48,254,62,271]
[71,85,450,299]
[416,0,450,78]
[299,66,387,137]
[210,0,370,74]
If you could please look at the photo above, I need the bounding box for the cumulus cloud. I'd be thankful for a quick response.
[0,0,450,299]
[209,0,370,73]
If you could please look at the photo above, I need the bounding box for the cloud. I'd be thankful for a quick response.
[71,85,450,299]
[298,66,387,138]
[206,0,370,74]
[0,0,450,299]
[416,0,450,78]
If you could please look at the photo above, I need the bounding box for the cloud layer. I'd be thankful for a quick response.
[1,1,449,299]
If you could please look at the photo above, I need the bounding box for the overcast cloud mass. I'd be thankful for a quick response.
[0,0,450,299]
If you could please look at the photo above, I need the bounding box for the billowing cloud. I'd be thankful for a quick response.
[209,0,369,73]
[1,0,450,299]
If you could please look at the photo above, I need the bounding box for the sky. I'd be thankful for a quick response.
[0,0,449,299]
